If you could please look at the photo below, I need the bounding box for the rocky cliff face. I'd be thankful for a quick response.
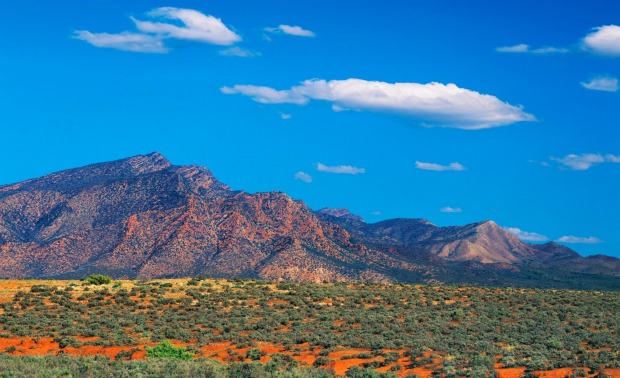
[0,153,409,282]
[0,153,618,288]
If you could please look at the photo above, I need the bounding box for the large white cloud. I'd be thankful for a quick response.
[583,25,620,55]
[221,79,535,129]
[73,31,168,53]
[415,161,466,171]
[506,227,549,242]
[132,7,240,45]
[557,236,603,244]
[581,76,618,92]
[264,25,315,37]
[317,163,365,174]
[551,153,620,170]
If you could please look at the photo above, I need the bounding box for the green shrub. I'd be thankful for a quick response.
[84,275,112,285]
[146,340,194,360]
[245,348,263,361]
[313,356,332,367]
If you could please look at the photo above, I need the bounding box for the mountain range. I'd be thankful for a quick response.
[0,153,618,289]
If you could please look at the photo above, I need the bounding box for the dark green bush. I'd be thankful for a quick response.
[84,275,112,285]
[146,340,194,360]
[245,348,263,361]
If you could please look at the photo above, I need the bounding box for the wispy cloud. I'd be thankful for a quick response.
[583,25,620,56]
[75,7,240,53]
[219,47,260,58]
[415,161,466,171]
[372,211,382,216]
[557,235,603,244]
[317,163,365,175]
[221,85,308,105]
[279,112,292,120]
[551,153,620,170]
[132,7,240,45]
[294,172,312,183]
[264,24,315,37]
[497,24,620,57]
[506,227,549,242]
[581,76,618,92]
[496,44,568,54]
[440,207,462,213]
[221,79,535,129]
[72,31,168,53]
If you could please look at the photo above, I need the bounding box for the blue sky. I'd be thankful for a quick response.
[1,0,619,257]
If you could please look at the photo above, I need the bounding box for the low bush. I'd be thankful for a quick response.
[146,340,194,360]
[84,275,112,285]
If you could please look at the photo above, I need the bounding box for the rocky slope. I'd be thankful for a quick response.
[0,153,618,288]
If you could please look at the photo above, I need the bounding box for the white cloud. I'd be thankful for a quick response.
[557,236,603,244]
[372,211,382,216]
[581,76,618,92]
[506,227,549,242]
[279,112,292,120]
[218,47,260,58]
[132,7,241,45]
[496,44,529,53]
[440,207,462,213]
[551,153,620,170]
[496,44,568,54]
[583,25,620,55]
[294,172,312,183]
[75,7,240,53]
[73,31,168,53]
[317,163,365,175]
[415,161,466,171]
[264,24,315,37]
[220,85,308,105]
[221,79,535,129]
[501,25,620,58]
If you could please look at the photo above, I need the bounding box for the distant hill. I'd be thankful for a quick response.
[0,153,618,289]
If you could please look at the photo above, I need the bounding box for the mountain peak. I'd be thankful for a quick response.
[124,152,171,174]
[317,208,364,223]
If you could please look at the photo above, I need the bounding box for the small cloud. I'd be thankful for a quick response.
[581,76,618,92]
[220,85,308,105]
[528,159,551,167]
[73,31,168,53]
[440,207,462,213]
[317,163,365,175]
[506,227,549,242]
[582,25,620,55]
[294,172,312,183]
[551,153,620,170]
[221,79,535,129]
[372,211,382,216]
[279,112,292,120]
[496,44,568,54]
[415,161,466,172]
[264,24,315,37]
[219,47,260,58]
[557,235,603,244]
[496,44,529,53]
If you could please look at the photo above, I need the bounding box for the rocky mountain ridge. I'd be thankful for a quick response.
[0,153,618,289]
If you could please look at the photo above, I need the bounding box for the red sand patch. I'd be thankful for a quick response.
[497,367,527,378]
